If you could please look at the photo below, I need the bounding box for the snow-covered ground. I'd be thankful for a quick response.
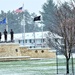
[0,57,74,75]
[0,59,56,75]
[57,53,75,58]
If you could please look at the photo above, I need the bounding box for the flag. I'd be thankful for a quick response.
[15,7,23,13]
[33,16,41,21]
[0,18,6,24]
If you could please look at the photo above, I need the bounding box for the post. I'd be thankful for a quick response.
[66,49,69,74]
[56,50,58,74]
[72,53,74,75]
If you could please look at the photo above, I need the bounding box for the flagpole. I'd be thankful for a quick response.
[5,13,8,32]
[42,24,43,48]
[22,4,25,46]
[33,16,41,48]
[23,14,25,46]
[6,17,8,32]
[22,3,26,46]
[21,14,25,46]
[33,22,36,48]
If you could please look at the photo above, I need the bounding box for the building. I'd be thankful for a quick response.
[1,31,62,49]
[1,31,48,48]
[14,31,48,48]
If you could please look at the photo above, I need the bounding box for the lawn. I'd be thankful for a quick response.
[0,56,74,75]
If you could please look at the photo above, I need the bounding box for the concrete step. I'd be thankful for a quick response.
[0,56,30,61]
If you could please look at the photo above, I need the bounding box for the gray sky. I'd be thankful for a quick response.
[0,0,47,15]
[0,0,69,15]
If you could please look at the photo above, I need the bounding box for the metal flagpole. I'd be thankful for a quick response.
[6,19,8,32]
[42,24,43,48]
[33,22,36,48]
[21,13,25,46]
[6,17,8,32]
[33,16,41,48]
[21,4,26,46]
[23,14,25,46]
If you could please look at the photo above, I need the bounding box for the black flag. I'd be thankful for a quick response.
[33,16,41,21]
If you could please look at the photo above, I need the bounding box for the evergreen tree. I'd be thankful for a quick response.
[0,10,40,33]
[7,11,22,33]
[0,10,6,33]
[23,10,40,32]
[40,0,57,31]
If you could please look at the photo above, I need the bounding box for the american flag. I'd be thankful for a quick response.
[15,7,23,13]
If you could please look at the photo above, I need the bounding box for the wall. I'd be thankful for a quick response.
[0,43,56,61]
[20,47,56,58]
[0,43,21,57]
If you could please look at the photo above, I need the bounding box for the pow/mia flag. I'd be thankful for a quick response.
[33,16,41,21]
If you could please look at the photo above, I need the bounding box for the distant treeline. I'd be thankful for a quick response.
[0,10,42,33]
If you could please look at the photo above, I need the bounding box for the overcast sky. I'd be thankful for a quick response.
[0,0,69,15]
[0,0,47,15]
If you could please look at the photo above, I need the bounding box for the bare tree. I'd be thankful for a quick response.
[46,1,75,74]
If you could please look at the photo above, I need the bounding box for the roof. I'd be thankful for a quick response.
[14,31,49,40]
[1,31,62,41]
[1,31,48,41]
